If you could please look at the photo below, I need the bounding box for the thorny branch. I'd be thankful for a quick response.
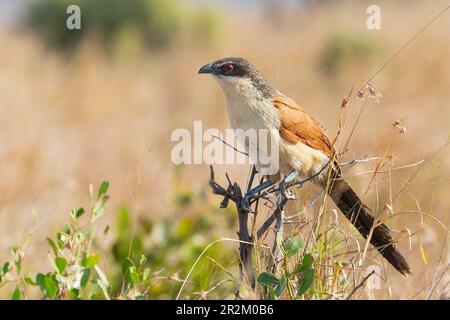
[209,165,256,290]
[207,147,383,291]
[208,161,331,292]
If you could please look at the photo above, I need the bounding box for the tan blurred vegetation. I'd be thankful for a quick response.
[0,0,449,299]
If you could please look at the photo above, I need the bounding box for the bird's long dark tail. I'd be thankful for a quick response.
[327,177,410,275]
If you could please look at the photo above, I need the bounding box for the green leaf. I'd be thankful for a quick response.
[274,274,287,298]
[36,274,58,299]
[139,254,147,266]
[69,288,80,300]
[12,286,21,300]
[45,276,58,299]
[89,255,100,268]
[71,207,85,220]
[122,258,134,283]
[11,246,18,255]
[257,272,279,287]
[80,268,91,288]
[283,236,304,257]
[55,257,67,274]
[297,269,315,296]
[62,223,71,235]
[91,197,108,223]
[11,246,22,270]
[25,277,36,286]
[36,273,45,286]
[82,254,99,268]
[56,232,69,249]
[14,259,22,274]
[129,266,139,284]
[76,207,85,218]
[2,262,10,275]
[97,181,110,198]
[302,253,314,269]
[81,252,88,267]
[90,182,110,223]
[142,268,150,282]
[294,253,315,274]
[46,238,58,255]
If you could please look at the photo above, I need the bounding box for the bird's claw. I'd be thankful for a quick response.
[278,170,299,202]
[278,181,295,202]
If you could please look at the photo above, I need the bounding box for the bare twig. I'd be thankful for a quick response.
[268,197,286,273]
[212,134,248,156]
[285,190,324,221]
[256,164,330,239]
[340,156,378,167]
[208,166,256,290]
[346,270,376,300]
[365,4,450,84]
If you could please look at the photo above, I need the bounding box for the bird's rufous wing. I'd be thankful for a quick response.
[273,95,334,157]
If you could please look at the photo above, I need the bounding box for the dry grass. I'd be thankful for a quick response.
[0,1,449,299]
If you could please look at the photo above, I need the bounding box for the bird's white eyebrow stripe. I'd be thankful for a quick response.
[217,61,231,67]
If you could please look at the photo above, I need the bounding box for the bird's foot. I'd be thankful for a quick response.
[278,170,299,202]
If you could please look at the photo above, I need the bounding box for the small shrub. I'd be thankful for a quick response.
[321,32,381,74]
[0,180,236,299]
[24,0,222,53]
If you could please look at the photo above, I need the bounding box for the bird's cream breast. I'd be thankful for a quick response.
[214,75,330,182]
[214,76,280,130]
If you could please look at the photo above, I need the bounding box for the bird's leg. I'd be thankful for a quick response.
[278,169,299,202]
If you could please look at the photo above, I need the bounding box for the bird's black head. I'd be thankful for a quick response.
[198,57,277,99]
[198,57,258,78]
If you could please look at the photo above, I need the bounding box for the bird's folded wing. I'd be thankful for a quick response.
[273,95,334,157]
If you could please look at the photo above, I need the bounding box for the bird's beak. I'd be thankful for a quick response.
[198,63,214,74]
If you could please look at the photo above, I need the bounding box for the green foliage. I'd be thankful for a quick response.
[321,32,380,73]
[0,167,332,300]
[258,236,316,300]
[0,182,112,299]
[282,236,304,257]
[12,286,21,300]
[257,272,280,287]
[296,254,315,296]
[0,173,364,300]
[189,8,223,46]
[110,209,235,299]
[32,181,112,299]
[0,178,235,299]
[24,0,222,53]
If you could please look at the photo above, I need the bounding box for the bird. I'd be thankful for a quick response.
[198,57,410,275]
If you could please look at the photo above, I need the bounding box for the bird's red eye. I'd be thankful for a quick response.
[223,64,234,74]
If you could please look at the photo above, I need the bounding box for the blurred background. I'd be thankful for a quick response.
[0,0,449,299]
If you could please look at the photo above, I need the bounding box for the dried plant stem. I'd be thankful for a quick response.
[269,204,285,274]
[346,270,375,300]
